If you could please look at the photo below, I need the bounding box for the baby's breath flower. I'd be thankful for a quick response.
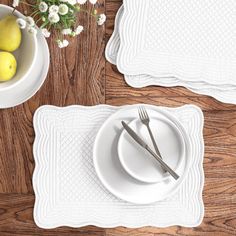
[48,13,60,23]
[42,16,46,22]
[89,0,97,4]
[25,16,35,27]
[61,28,72,35]
[27,26,37,35]
[49,5,59,14]
[57,39,69,48]
[16,18,26,29]
[41,28,50,38]
[39,2,48,13]
[12,0,19,7]
[77,0,87,4]
[58,4,69,15]
[97,14,106,25]
[75,25,83,35]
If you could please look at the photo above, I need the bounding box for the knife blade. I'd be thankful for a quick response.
[121,121,179,180]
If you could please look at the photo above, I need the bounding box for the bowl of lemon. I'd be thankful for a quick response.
[0,4,38,91]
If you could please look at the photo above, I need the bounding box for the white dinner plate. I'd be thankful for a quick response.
[0,30,50,109]
[93,105,192,204]
[118,116,185,183]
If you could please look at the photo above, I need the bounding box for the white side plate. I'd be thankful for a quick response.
[118,116,185,184]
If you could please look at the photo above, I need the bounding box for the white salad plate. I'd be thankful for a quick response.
[118,117,185,184]
[93,105,192,204]
[0,29,49,109]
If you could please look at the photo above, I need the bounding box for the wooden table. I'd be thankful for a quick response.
[0,0,236,235]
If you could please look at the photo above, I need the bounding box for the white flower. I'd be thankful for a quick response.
[58,4,69,15]
[16,18,26,29]
[77,0,87,4]
[97,13,106,25]
[12,0,19,7]
[41,28,50,38]
[67,0,77,5]
[89,0,97,4]
[49,5,59,14]
[75,25,83,35]
[27,26,37,35]
[39,2,48,13]
[57,39,69,48]
[25,16,35,27]
[61,28,72,35]
[48,13,60,23]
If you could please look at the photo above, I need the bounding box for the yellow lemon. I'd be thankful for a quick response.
[0,15,22,52]
[0,52,17,81]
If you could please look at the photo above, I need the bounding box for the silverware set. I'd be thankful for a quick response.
[122,107,179,180]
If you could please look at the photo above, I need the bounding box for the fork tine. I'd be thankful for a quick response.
[138,107,143,120]
[141,106,147,120]
[139,107,143,120]
[143,107,149,120]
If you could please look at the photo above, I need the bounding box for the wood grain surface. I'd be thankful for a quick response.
[0,0,235,235]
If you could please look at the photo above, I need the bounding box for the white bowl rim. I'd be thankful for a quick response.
[0,4,38,91]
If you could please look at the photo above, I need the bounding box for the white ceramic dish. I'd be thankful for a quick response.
[118,116,185,183]
[105,5,236,105]
[93,105,192,204]
[0,4,38,91]
[0,23,49,109]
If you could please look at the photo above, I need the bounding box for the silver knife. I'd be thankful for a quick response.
[121,121,179,180]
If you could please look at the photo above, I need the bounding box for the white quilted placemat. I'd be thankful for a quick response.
[117,0,236,85]
[33,105,204,229]
[105,5,236,104]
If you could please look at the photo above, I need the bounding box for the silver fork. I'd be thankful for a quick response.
[138,107,165,172]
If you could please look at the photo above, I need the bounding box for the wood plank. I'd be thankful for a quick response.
[0,195,105,236]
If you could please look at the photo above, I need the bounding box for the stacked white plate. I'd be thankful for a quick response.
[106,1,236,104]
[93,105,193,204]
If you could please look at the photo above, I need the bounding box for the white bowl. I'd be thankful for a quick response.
[0,4,38,91]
